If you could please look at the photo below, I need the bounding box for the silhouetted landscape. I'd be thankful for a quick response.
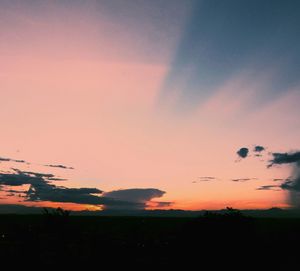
[1,207,299,267]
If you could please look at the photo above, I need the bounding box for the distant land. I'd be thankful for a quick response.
[0,204,299,218]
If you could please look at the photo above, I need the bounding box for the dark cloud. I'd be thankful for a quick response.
[268,153,300,209]
[26,182,106,205]
[0,156,27,164]
[27,184,164,210]
[44,164,74,170]
[104,188,165,204]
[280,177,300,192]
[0,169,168,210]
[254,145,265,153]
[11,169,55,179]
[0,172,45,187]
[280,180,295,190]
[267,151,300,208]
[237,148,249,158]
[268,151,300,167]
[256,185,280,191]
[0,170,104,205]
[231,178,257,182]
[102,188,168,210]
[0,157,11,162]
[13,159,26,163]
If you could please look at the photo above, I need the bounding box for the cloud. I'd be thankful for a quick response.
[237,148,249,159]
[268,151,300,167]
[256,185,280,191]
[47,177,67,181]
[198,176,216,181]
[44,164,74,170]
[0,157,11,162]
[267,151,300,208]
[102,188,170,210]
[0,156,27,164]
[0,172,45,187]
[26,182,107,205]
[103,188,166,209]
[273,178,286,182]
[231,178,257,182]
[0,156,74,170]
[0,170,105,205]
[27,184,166,210]
[235,145,266,161]
[11,169,55,179]
[254,145,265,153]
[280,177,300,192]
[0,169,169,210]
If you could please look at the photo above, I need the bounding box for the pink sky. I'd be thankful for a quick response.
[1,0,299,211]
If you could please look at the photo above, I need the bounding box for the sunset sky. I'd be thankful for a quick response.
[1,0,300,212]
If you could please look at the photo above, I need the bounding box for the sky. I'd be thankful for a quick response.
[1,0,300,212]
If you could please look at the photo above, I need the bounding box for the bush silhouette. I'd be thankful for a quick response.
[42,207,71,217]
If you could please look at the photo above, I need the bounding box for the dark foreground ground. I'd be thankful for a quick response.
[0,211,299,268]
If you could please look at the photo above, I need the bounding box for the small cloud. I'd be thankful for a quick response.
[197,176,216,181]
[0,156,27,164]
[237,147,249,159]
[47,177,67,181]
[13,159,26,163]
[0,157,11,162]
[11,169,66,181]
[253,145,265,153]
[256,185,280,191]
[44,164,74,170]
[231,178,257,182]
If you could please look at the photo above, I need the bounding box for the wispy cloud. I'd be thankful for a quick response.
[256,185,280,191]
[231,178,258,182]
[198,176,217,181]
[44,164,74,170]
[0,157,27,164]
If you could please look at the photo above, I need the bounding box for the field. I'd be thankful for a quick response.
[0,212,299,268]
